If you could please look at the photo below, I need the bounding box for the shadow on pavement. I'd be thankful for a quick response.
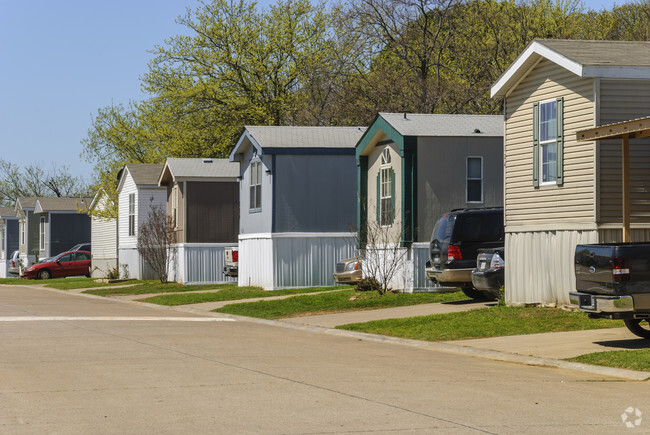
[594,339,650,350]
[442,300,496,306]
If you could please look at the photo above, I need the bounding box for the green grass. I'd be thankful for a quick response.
[213,290,470,319]
[566,350,650,372]
[336,306,623,341]
[85,281,239,296]
[0,277,107,287]
[139,285,353,305]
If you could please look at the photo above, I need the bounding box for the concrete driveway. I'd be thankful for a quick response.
[1,284,649,434]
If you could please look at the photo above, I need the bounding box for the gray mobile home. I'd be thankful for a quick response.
[356,113,503,291]
[230,126,366,289]
[158,158,240,284]
[34,197,92,260]
[0,206,19,277]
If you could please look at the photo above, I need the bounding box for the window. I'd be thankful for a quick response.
[40,216,45,250]
[171,185,178,228]
[20,219,25,245]
[128,193,135,236]
[377,148,394,226]
[249,161,262,211]
[466,157,483,203]
[533,98,564,186]
[0,225,5,258]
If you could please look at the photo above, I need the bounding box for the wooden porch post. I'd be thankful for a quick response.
[622,134,631,242]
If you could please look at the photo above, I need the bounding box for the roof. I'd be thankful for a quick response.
[230,126,366,161]
[159,158,239,185]
[34,197,93,213]
[0,206,16,218]
[124,163,164,186]
[576,116,650,142]
[16,197,38,210]
[117,163,164,193]
[491,39,650,98]
[378,113,503,137]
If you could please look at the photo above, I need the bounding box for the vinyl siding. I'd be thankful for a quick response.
[118,172,138,248]
[504,59,596,230]
[367,142,402,242]
[597,79,650,226]
[238,147,273,234]
[416,136,503,242]
[91,215,117,261]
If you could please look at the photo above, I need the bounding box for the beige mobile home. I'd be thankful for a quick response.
[491,39,650,305]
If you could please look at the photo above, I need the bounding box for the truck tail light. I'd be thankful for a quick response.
[447,245,462,261]
[612,257,630,282]
[232,250,238,263]
[490,253,504,269]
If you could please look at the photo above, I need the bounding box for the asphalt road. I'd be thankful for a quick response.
[1,284,649,434]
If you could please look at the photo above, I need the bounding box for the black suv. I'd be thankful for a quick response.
[426,207,504,300]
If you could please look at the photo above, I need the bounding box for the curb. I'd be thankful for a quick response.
[21,284,650,382]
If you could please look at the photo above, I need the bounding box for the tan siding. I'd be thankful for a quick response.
[504,59,596,229]
[597,79,650,224]
[367,140,402,242]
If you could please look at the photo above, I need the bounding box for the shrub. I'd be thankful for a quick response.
[355,277,381,293]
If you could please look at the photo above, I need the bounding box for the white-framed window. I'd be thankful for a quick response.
[249,160,262,212]
[171,185,178,228]
[39,216,45,250]
[0,224,5,258]
[533,98,563,187]
[128,193,135,236]
[466,157,483,203]
[20,219,25,245]
[379,148,394,226]
[539,100,558,184]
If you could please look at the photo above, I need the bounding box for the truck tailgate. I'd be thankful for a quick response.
[575,243,650,296]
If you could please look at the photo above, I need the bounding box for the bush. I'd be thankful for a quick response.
[355,277,381,293]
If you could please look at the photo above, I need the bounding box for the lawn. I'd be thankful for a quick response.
[85,281,238,296]
[138,285,354,305]
[336,306,623,341]
[213,290,470,319]
[0,277,107,287]
[566,349,650,372]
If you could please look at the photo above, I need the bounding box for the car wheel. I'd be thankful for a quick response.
[38,269,51,280]
[461,285,490,300]
[623,318,650,339]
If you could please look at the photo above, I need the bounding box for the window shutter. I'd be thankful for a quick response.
[390,168,395,224]
[556,97,564,186]
[532,102,539,187]
[376,172,381,224]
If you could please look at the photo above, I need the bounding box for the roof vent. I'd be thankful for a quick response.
[203,158,213,163]
[473,129,481,134]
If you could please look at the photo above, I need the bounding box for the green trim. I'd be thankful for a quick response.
[532,102,539,188]
[357,156,368,248]
[401,137,417,247]
[355,115,404,162]
[556,97,564,186]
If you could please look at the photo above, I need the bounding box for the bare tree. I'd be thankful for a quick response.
[354,205,410,295]
[137,201,177,283]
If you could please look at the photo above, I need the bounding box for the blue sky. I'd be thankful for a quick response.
[0,0,636,182]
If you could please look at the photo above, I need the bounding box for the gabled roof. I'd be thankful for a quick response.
[491,39,650,98]
[356,113,503,158]
[159,158,239,185]
[117,163,164,193]
[16,197,38,210]
[230,126,366,161]
[34,197,92,213]
[379,113,502,137]
[0,206,17,219]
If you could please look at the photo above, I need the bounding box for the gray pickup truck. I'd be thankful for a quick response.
[570,243,650,338]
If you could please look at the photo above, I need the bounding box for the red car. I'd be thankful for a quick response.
[23,251,92,280]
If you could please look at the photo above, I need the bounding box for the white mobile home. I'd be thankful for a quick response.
[89,190,118,278]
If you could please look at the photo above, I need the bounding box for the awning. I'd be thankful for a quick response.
[576,117,650,242]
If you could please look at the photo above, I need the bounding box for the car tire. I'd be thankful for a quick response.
[623,318,650,339]
[38,269,51,280]
[461,285,490,300]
